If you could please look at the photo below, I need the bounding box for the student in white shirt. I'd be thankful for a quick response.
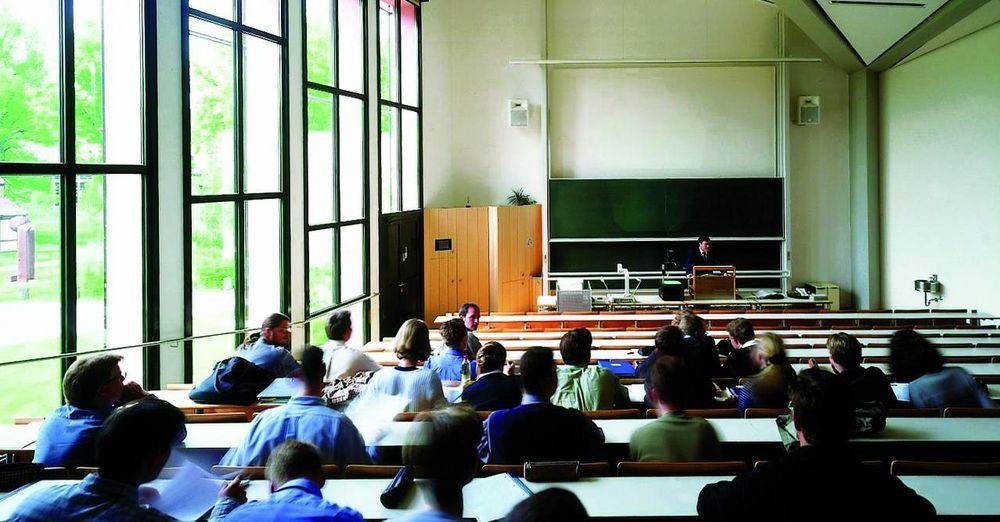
[364,319,446,412]
[322,309,381,381]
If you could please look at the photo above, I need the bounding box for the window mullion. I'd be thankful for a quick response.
[60,0,78,379]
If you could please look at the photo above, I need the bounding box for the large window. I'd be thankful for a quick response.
[304,0,369,347]
[184,1,289,381]
[0,0,152,422]
[378,0,420,213]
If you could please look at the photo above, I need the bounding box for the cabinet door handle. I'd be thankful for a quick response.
[402,246,408,262]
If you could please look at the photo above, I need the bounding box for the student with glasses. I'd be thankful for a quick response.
[33,354,147,467]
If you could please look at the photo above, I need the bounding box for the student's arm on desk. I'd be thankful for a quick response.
[208,475,248,521]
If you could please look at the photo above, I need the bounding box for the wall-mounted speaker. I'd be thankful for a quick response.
[796,96,821,125]
[509,99,529,127]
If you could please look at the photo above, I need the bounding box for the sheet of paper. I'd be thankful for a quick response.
[145,461,225,521]
[892,382,910,402]
[257,377,303,400]
[462,473,531,522]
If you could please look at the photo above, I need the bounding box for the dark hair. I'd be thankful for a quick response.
[477,341,507,374]
[325,310,352,341]
[300,345,326,384]
[63,354,124,409]
[405,406,483,507]
[645,356,689,408]
[519,348,556,396]
[559,328,593,366]
[790,368,853,445]
[393,319,433,362]
[697,236,711,244]
[266,440,323,487]
[827,332,862,369]
[888,329,943,383]
[97,398,186,477]
[654,325,685,357]
[440,318,468,348]
[243,312,291,347]
[726,318,755,345]
[671,310,705,337]
[459,303,480,317]
[506,488,589,522]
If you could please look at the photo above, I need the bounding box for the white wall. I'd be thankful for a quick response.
[786,20,853,305]
[880,22,1000,314]
[421,0,547,208]
[422,0,854,298]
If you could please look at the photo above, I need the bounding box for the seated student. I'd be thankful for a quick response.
[890,329,996,409]
[219,345,370,468]
[505,488,589,522]
[630,357,721,462]
[393,406,484,522]
[34,354,146,467]
[697,369,935,521]
[364,319,446,412]
[322,309,381,381]
[479,348,605,464]
[11,398,190,521]
[425,318,477,384]
[460,341,521,410]
[732,333,796,413]
[209,440,362,521]
[716,317,759,378]
[824,332,897,407]
[238,313,301,378]
[434,303,482,358]
[673,309,724,378]
[635,325,684,379]
[552,328,629,410]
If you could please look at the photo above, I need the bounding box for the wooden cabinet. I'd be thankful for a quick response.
[423,205,541,323]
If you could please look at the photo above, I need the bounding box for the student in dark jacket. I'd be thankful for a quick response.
[716,317,759,378]
[824,332,897,407]
[697,368,935,521]
[460,342,521,411]
[673,310,723,403]
[479,348,605,464]
[637,322,718,408]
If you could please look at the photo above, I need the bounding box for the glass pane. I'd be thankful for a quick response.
[0,175,61,423]
[400,0,418,106]
[189,18,236,195]
[191,202,236,379]
[243,35,282,193]
[307,90,334,225]
[76,175,144,383]
[401,109,419,211]
[244,199,281,327]
[74,1,143,164]
[339,96,364,221]
[309,312,328,345]
[305,0,333,86]
[0,1,61,163]
[73,1,105,163]
[378,0,398,101]
[308,228,334,312]
[380,106,399,212]
[339,224,364,301]
[338,0,364,93]
[190,0,234,20]
[242,0,281,36]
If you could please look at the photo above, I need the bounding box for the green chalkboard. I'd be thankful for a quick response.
[549,178,783,238]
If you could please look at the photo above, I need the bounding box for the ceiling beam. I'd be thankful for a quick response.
[868,0,992,71]
[772,0,866,72]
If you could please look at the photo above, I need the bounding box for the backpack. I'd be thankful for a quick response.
[189,357,275,405]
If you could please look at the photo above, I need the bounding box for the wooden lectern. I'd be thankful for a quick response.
[690,265,736,300]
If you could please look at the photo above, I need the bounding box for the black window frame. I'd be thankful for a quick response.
[376,0,422,215]
[301,0,372,344]
[0,0,161,389]
[180,0,292,382]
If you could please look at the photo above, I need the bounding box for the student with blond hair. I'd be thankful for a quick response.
[363,319,446,412]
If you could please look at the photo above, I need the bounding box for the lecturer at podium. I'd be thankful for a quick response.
[684,236,719,276]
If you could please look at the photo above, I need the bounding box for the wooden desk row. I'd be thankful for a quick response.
[4,474,998,520]
[418,327,1000,342]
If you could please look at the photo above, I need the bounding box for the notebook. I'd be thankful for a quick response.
[256,377,303,402]
[598,360,637,377]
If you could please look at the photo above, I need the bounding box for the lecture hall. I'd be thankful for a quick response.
[0,0,998,520]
